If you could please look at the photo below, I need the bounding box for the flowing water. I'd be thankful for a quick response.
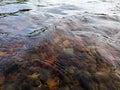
[0,0,120,90]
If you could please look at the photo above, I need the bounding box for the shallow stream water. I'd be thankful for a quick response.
[0,0,120,90]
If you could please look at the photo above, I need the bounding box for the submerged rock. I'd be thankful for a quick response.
[0,17,120,90]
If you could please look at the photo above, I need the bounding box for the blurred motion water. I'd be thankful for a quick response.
[0,0,120,90]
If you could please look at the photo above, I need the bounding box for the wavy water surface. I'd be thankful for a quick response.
[0,0,120,90]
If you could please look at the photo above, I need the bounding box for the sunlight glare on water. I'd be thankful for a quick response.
[27,0,120,14]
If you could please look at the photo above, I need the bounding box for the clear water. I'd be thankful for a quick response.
[0,0,120,90]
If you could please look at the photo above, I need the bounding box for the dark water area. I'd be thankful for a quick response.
[0,0,120,90]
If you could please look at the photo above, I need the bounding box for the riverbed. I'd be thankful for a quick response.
[0,0,120,90]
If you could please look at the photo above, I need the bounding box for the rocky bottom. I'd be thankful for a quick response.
[0,29,120,90]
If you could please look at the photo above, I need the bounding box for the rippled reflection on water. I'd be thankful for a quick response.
[0,0,120,90]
